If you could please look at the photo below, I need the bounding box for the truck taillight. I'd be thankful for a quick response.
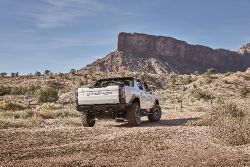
[119,86,126,103]
[75,89,78,104]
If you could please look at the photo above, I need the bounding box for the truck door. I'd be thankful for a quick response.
[137,80,154,109]
[142,82,155,109]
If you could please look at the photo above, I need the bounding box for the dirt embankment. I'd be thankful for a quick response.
[0,112,249,167]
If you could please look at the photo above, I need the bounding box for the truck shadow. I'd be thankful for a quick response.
[115,117,200,127]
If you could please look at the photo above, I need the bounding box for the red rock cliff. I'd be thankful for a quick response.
[81,32,250,74]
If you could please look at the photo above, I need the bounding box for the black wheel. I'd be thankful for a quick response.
[148,104,161,122]
[81,111,95,127]
[127,103,141,126]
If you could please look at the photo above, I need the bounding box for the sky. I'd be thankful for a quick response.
[0,0,250,75]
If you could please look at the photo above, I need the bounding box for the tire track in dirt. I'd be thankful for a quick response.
[0,112,249,167]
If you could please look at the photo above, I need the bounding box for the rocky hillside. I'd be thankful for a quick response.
[237,43,250,55]
[80,32,250,74]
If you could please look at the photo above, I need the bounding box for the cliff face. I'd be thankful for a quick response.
[81,32,250,74]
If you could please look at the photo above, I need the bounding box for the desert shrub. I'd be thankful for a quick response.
[208,103,250,145]
[169,76,177,91]
[0,100,28,111]
[205,77,213,84]
[35,86,59,103]
[189,102,250,145]
[240,86,250,98]
[191,88,214,101]
[0,85,11,96]
[19,110,35,119]
[25,84,41,96]
[10,86,26,95]
[206,68,216,75]
[203,68,216,84]
[45,80,63,90]
[180,76,193,85]
[242,74,250,81]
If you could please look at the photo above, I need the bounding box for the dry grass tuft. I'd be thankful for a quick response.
[0,100,28,111]
[191,102,250,146]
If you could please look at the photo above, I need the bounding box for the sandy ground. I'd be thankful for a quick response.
[0,111,249,167]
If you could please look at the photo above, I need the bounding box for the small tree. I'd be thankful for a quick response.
[0,72,7,77]
[70,69,76,74]
[10,72,18,77]
[44,70,51,76]
[0,85,11,96]
[35,71,41,77]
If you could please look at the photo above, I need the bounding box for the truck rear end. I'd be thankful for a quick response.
[77,85,120,105]
[75,77,141,127]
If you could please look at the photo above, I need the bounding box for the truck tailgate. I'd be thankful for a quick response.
[77,86,119,105]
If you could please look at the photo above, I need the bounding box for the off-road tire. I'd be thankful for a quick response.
[127,103,141,126]
[81,111,95,127]
[148,104,161,122]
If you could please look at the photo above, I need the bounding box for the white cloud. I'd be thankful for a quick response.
[19,0,117,29]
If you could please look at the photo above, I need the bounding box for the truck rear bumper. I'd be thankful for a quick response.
[76,104,130,119]
[76,103,130,112]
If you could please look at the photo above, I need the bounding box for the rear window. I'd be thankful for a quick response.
[94,78,133,87]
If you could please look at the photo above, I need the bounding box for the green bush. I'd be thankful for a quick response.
[35,86,59,103]
[0,85,11,96]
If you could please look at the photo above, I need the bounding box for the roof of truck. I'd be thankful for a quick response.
[97,77,136,81]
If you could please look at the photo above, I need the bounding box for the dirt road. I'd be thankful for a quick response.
[0,111,249,167]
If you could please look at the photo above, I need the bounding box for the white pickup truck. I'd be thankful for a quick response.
[76,77,161,127]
